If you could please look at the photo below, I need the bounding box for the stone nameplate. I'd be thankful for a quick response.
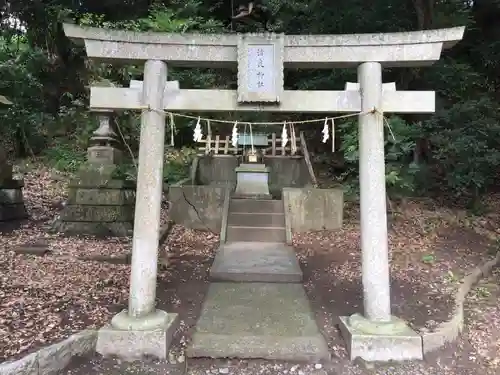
[237,34,284,104]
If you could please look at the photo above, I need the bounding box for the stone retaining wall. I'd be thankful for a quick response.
[168,185,229,233]
[283,187,344,239]
[0,330,96,375]
[420,251,500,356]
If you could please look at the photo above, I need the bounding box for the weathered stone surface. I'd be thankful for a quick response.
[338,316,423,361]
[58,166,136,236]
[188,283,329,361]
[168,185,228,233]
[196,156,239,187]
[210,242,302,283]
[67,188,135,205]
[96,313,179,361]
[265,157,312,197]
[69,177,135,189]
[0,353,38,375]
[60,205,134,222]
[14,242,50,256]
[92,86,437,114]
[52,220,132,237]
[283,187,343,232]
[357,62,392,322]
[67,330,98,356]
[87,145,122,166]
[64,23,464,67]
[0,331,97,375]
[37,338,73,375]
[234,163,271,198]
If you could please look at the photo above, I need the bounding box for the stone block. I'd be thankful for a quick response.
[60,205,134,222]
[265,157,312,196]
[210,242,302,283]
[67,188,135,206]
[168,185,227,233]
[338,316,423,362]
[14,242,50,256]
[59,168,136,236]
[37,331,97,375]
[87,146,123,165]
[69,177,135,189]
[188,283,329,361]
[52,220,133,237]
[196,156,239,187]
[0,352,38,375]
[96,313,179,361]
[283,187,343,232]
[234,163,271,198]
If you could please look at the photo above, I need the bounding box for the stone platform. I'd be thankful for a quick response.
[210,242,302,283]
[339,314,423,361]
[187,282,329,361]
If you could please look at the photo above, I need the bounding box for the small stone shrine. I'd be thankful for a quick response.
[233,133,272,198]
[53,109,135,236]
[0,148,27,222]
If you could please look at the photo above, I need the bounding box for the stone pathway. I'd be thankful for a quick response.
[210,241,302,283]
[188,198,329,360]
[188,282,329,360]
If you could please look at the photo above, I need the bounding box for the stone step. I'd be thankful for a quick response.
[230,199,283,214]
[210,242,302,283]
[226,225,286,243]
[187,282,330,361]
[228,212,285,227]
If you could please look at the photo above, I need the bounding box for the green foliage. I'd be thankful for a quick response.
[108,147,197,184]
[163,148,197,184]
[43,143,86,173]
[79,3,225,33]
[338,116,421,198]
[426,97,500,199]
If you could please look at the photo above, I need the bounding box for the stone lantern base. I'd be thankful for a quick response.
[52,165,135,237]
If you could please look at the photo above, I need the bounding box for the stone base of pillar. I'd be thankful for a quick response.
[52,167,135,237]
[96,309,179,361]
[338,313,423,362]
[0,179,28,222]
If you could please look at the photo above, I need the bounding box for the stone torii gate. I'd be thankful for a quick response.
[63,24,464,361]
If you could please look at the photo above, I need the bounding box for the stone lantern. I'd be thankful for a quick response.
[54,109,136,237]
[87,109,123,166]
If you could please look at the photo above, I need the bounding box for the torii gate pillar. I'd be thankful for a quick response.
[338,62,424,362]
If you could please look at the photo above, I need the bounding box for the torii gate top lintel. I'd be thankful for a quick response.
[63,23,464,68]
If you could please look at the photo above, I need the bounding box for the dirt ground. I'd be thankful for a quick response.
[1,166,500,375]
